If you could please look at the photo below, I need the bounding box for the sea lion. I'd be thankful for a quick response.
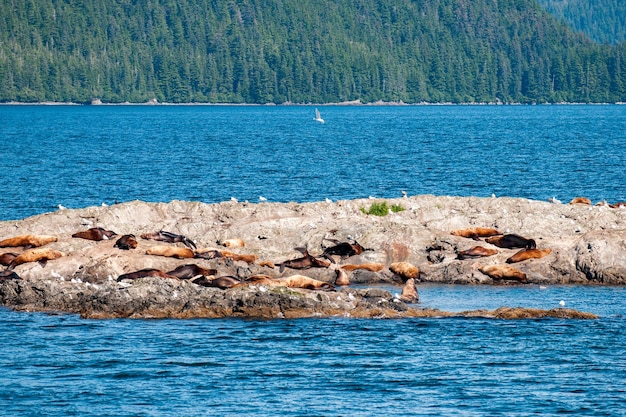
[609,201,626,208]
[278,274,335,291]
[194,249,223,260]
[389,261,420,282]
[0,234,58,248]
[145,245,195,259]
[166,264,218,280]
[0,252,18,266]
[398,278,419,303]
[456,246,498,260]
[72,227,117,241]
[569,197,591,205]
[485,234,536,249]
[114,234,138,250]
[258,260,276,268]
[192,275,240,289]
[219,238,245,248]
[340,263,385,272]
[321,239,372,262]
[450,227,500,240]
[140,231,196,249]
[506,248,552,264]
[220,250,259,264]
[0,270,21,281]
[117,268,179,282]
[7,248,65,270]
[275,247,331,272]
[478,264,527,283]
[334,268,350,286]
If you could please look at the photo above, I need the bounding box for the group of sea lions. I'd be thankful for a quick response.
[450,226,552,283]
[0,225,421,303]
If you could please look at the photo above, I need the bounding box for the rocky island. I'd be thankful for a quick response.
[1,195,623,319]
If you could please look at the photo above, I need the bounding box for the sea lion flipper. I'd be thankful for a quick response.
[38,260,48,268]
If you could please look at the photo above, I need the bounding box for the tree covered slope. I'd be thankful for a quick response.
[1,0,626,103]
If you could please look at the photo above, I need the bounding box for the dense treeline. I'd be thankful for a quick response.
[537,0,626,45]
[1,0,626,104]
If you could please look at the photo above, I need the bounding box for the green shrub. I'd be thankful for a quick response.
[360,201,405,216]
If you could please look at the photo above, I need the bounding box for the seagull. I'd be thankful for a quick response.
[401,190,408,198]
[314,108,324,124]
[325,198,333,203]
[230,197,238,203]
[559,300,565,307]
[548,197,562,204]
[259,196,267,201]
[57,204,67,210]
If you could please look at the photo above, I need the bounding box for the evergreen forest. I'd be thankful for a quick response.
[537,0,626,45]
[2,0,626,104]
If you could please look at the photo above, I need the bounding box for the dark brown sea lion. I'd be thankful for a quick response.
[456,246,498,260]
[485,234,536,249]
[506,248,552,264]
[166,264,218,280]
[0,252,18,266]
[609,201,626,208]
[398,278,419,303]
[0,234,58,248]
[145,245,195,259]
[140,231,196,249]
[0,270,21,281]
[275,247,331,272]
[450,227,500,240]
[72,227,117,241]
[478,264,527,283]
[192,275,241,289]
[117,268,179,282]
[7,248,65,270]
[114,234,138,250]
[389,262,420,282]
[322,239,372,262]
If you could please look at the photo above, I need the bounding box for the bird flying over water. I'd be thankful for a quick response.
[314,108,324,124]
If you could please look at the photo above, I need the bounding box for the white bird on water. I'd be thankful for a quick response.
[559,300,566,307]
[314,108,324,124]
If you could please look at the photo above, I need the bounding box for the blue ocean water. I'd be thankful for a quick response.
[1,104,625,221]
[1,105,626,415]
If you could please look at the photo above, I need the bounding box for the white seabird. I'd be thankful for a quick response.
[314,108,324,124]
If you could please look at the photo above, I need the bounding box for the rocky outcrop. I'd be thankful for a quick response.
[0,195,622,318]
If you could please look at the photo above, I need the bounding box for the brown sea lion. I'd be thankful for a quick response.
[478,264,527,283]
[258,260,276,268]
[398,278,419,303]
[72,227,117,241]
[334,268,350,286]
[275,247,331,272]
[221,250,259,264]
[117,268,179,282]
[194,249,223,260]
[278,275,335,291]
[389,261,420,282]
[485,234,536,249]
[145,245,195,259]
[450,227,500,240]
[506,248,552,264]
[192,275,240,289]
[218,238,245,248]
[321,239,372,263]
[114,234,138,250]
[340,262,385,272]
[457,246,498,260]
[0,234,58,248]
[0,252,18,266]
[7,248,65,270]
[166,264,218,280]
[569,197,591,205]
[140,231,196,249]
[0,270,21,281]
[609,201,626,208]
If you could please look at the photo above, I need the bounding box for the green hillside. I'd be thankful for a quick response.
[537,0,626,45]
[1,0,625,104]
